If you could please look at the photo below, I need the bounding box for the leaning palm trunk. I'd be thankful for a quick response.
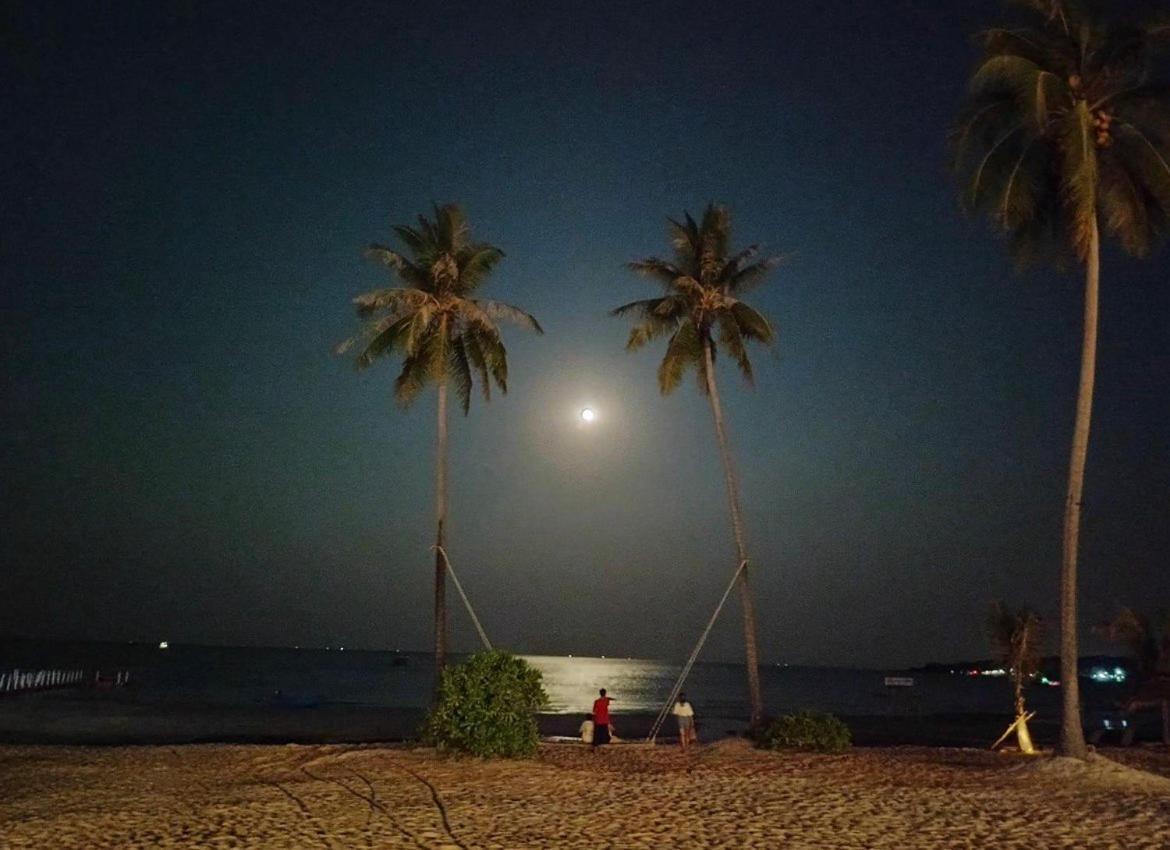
[1058,214,1099,760]
[1013,682,1037,754]
[702,339,764,728]
[433,380,449,686]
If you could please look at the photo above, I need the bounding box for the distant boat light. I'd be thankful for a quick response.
[580,408,596,422]
[158,640,169,650]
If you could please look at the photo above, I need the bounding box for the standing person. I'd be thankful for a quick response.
[591,688,613,747]
[672,693,696,749]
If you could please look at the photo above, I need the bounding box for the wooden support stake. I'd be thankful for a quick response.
[990,711,1036,751]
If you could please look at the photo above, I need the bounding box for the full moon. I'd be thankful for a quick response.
[580,408,597,423]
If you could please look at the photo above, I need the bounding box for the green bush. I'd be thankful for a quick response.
[756,711,851,753]
[421,650,548,758]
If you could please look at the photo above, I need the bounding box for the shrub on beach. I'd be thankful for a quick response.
[756,711,851,754]
[421,650,548,758]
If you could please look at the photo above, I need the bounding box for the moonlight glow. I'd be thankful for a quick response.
[580,408,596,423]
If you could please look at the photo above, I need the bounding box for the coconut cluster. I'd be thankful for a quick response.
[1094,110,1114,149]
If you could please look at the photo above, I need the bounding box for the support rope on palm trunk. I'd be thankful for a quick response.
[646,559,749,744]
[433,546,493,651]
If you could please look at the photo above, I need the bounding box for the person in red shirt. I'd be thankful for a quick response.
[591,688,613,747]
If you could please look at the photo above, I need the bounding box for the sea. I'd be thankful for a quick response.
[0,638,1130,722]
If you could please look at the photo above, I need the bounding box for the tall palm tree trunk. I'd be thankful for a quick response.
[433,379,449,692]
[1058,213,1099,759]
[702,339,764,728]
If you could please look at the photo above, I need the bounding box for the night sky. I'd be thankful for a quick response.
[3,0,1167,667]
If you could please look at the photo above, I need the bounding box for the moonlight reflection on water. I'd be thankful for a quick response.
[523,655,676,712]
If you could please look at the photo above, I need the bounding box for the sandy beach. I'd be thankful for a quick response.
[2,741,1168,849]
[0,690,1078,749]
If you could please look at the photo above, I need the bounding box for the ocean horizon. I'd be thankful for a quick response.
[0,637,1129,719]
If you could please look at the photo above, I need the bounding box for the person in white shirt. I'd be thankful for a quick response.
[579,714,595,745]
[672,693,696,749]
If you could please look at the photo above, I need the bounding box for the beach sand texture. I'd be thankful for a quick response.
[2,740,1168,849]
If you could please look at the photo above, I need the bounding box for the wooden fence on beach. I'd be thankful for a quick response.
[0,668,130,696]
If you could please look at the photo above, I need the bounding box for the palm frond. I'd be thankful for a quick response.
[415,212,440,251]
[1007,182,1070,269]
[720,246,759,276]
[391,225,428,255]
[1090,23,1147,83]
[966,122,1029,211]
[1100,153,1155,255]
[449,336,474,414]
[456,244,505,292]
[1149,13,1170,40]
[996,138,1046,230]
[727,256,783,294]
[626,317,678,352]
[393,323,446,407]
[1096,606,1165,677]
[350,314,414,368]
[610,296,683,320]
[1009,0,1082,36]
[1060,104,1101,259]
[627,257,686,286]
[452,299,499,335]
[954,98,1018,167]
[434,203,469,251]
[463,333,492,402]
[401,304,438,356]
[986,600,1045,679]
[1109,123,1170,256]
[351,287,431,317]
[666,213,701,268]
[1096,83,1170,121]
[470,299,544,333]
[364,245,430,289]
[977,26,1069,69]
[1116,121,1170,201]
[698,204,731,281]
[717,313,753,385]
[987,600,1019,658]
[657,319,702,395]
[971,54,1044,99]
[469,325,507,393]
[668,276,706,299]
[729,302,776,345]
[392,355,430,407]
[363,244,409,271]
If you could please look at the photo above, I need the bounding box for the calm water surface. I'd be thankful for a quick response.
[0,640,1128,721]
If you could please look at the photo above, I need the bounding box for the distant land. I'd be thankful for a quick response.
[0,636,1135,677]
[912,656,1131,679]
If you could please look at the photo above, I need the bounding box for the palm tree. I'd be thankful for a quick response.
[987,601,1045,754]
[613,203,782,728]
[955,0,1170,758]
[336,203,542,681]
[1097,606,1170,743]
[1097,607,1170,680]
